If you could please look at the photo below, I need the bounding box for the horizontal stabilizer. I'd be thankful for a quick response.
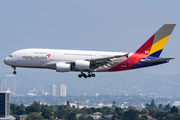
[141,58,174,63]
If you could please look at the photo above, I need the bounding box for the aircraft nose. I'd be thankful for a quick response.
[4,57,9,65]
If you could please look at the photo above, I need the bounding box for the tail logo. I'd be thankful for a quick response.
[145,51,149,54]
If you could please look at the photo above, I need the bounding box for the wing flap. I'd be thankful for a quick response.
[85,55,125,62]
[85,54,128,70]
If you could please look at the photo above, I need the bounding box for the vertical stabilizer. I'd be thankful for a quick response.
[136,24,176,57]
[107,24,176,72]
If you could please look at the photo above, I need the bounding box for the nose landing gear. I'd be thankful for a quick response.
[12,67,17,75]
[78,72,95,78]
[13,71,16,74]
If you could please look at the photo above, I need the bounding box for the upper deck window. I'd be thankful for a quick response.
[34,52,47,54]
[64,53,93,56]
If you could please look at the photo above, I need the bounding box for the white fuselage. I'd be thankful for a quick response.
[4,49,126,72]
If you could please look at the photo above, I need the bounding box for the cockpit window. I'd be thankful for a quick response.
[8,55,13,57]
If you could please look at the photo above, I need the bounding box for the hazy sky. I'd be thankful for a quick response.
[1,0,180,75]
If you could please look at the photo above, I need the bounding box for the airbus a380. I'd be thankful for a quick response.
[4,24,176,78]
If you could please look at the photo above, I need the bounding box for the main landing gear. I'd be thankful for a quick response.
[78,72,95,78]
[12,67,17,75]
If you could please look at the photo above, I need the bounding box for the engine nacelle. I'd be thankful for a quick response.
[75,60,91,70]
[56,62,71,72]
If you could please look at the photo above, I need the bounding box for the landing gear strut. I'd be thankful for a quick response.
[12,67,17,75]
[78,72,95,78]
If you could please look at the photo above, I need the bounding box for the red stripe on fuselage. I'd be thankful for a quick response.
[107,35,154,72]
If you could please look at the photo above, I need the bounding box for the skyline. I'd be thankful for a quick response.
[0,74,69,96]
[1,70,180,97]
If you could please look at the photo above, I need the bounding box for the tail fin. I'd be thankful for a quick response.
[136,24,176,57]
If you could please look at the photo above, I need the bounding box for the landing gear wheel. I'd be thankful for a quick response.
[78,74,82,78]
[88,74,91,78]
[83,74,87,78]
[13,71,16,74]
[92,74,95,77]
[78,72,95,78]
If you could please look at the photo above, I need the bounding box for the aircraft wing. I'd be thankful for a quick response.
[141,58,174,63]
[84,54,128,69]
[47,54,128,70]
[85,55,125,62]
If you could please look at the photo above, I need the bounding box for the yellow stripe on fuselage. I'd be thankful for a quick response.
[149,35,170,55]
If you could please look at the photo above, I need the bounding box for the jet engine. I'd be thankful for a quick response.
[56,62,71,72]
[75,60,91,70]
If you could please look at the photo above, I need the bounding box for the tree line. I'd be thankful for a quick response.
[10,99,180,120]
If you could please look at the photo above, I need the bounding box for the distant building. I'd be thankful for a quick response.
[37,89,44,96]
[103,104,112,108]
[139,114,153,120]
[60,84,66,97]
[50,84,56,96]
[64,102,87,109]
[28,89,36,94]
[19,115,27,120]
[87,112,103,120]
[0,91,15,120]
[0,91,10,117]
[27,89,37,96]
[27,89,45,96]
[172,101,180,107]
[27,93,36,96]
[0,76,3,91]
[98,103,103,108]
[44,92,49,96]
[99,115,116,120]
[4,75,16,95]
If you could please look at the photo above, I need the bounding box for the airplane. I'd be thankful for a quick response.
[4,24,176,78]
